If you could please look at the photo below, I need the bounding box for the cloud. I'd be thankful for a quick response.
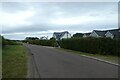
[1,2,118,40]
[50,15,108,25]
[1,8,36,27]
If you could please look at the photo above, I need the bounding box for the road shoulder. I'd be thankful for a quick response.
[55,48,119,66]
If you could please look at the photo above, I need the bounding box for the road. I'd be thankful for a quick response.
[24,44,118,78]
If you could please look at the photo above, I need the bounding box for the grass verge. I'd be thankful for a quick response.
[0,45,2,79]
[56,48,119,64]
[2,45,27,78]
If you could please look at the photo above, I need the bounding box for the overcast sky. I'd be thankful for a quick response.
[1,2,118,40]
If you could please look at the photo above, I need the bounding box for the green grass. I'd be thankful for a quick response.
[56,48,119,64]
[0,36,1,79]
[2,45,27,78]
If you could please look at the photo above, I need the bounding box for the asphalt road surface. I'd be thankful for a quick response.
[24,44,118,78]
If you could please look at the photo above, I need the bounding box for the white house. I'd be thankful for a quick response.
[40,36,48,40]
[82,28,120,39]
[53,31,71,40]
[105,29,120,39]
[83,33,91,37]
[105,31,114,39]
[90,30,106,38]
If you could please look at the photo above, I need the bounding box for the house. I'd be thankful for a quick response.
[40,36,48,40]
[85,28,120,39]
[90,30,107,38]
[105,29,120,39]
[83,33,91,37]
[53,31,71,40]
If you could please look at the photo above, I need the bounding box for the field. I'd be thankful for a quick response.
[2,45,27,78]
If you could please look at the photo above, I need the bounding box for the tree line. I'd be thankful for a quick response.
[23,36,120,56]
[1,33,120,56]
[1,36,22,47]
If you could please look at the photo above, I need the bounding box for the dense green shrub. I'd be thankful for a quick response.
[23,37,120,56]
[25,40,58,47]
[59,37,120,56]
[2,37,22,46]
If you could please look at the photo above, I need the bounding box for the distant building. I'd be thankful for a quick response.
[53,31,71,40]
[83,33,91,37]
[90,30,107,37]
[105,29,120,39]
[40,36,48,40]
[83,28,120,39]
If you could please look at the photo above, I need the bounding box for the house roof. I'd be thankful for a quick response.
[53,31,69,40]
[107,29,120,39]
[93,29,120,38]
[93,30,107,37]
[40,36,48,40]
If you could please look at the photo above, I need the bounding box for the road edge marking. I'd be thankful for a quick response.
[81,55,119,66]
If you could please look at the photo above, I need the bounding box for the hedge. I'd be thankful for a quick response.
[59,37,120,56]
[24,40,58,47]
[23,37,120,56]
[2,37,22,46]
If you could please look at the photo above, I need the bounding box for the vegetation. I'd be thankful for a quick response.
[2,37,22,47]
[0,35,1,79]
[59,37,120,56]
[23,36,120,56]
[2,45,27,78]
[50,37,56,40]
[56,48,118,64]
[2,36,27,78]
[72,33,84,38]
[0,35,2,44]
[23,39,58,47]
[25,37,39,40]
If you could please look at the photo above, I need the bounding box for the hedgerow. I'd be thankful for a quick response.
[59,37,120,56]
[23,37,120,56]
[2,36,22,46]
[24,40,58,47]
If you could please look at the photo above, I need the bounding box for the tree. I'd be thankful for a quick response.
[50,37,56,40]
[72,33,83,38]
[25,37,39,40]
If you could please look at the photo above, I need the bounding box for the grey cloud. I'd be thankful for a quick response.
[1,2,118,40]
[2,25,48,34]
[2,23,117,34]
[2,2,28,13]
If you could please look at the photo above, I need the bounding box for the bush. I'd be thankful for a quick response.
[59,37,120,56]
[25,39,58,47]
[23,37,120,56]
[2,37,22,46]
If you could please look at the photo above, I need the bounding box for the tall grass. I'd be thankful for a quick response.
[2,45,27,78]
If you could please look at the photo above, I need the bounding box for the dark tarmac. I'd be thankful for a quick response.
[24,44,118,78]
